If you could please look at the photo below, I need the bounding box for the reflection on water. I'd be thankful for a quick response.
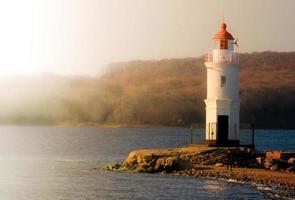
[0,126,293,200]
[202,180,228,192]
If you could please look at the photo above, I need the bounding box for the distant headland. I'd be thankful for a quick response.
[0,51,294,128]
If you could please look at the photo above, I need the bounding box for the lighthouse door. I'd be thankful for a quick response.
[217,115,229,144]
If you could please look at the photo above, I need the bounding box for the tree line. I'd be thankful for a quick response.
[0,51,294,128]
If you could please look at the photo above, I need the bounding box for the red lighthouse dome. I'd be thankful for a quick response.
[213,22,234,40]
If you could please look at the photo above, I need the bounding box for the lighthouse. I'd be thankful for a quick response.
[204,22,240,146]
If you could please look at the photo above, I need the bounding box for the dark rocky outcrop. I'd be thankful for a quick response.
[104,145,295,200]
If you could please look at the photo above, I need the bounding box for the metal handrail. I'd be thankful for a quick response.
[207,122,255,146]
[205,51,239,64]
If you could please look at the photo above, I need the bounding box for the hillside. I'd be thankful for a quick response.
[0,51,294,128]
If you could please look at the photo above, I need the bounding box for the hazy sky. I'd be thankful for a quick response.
[0,0,294,76]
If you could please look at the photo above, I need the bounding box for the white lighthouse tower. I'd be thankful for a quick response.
[204,22,240,146]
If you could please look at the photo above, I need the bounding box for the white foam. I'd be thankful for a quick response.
[257,186,272,191]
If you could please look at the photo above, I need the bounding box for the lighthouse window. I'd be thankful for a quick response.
[220,40,228,49]
[221,76,226,87]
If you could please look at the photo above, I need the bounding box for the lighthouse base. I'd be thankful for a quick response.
[205,139,240,147]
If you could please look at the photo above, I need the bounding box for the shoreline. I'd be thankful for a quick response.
[171,166,295,200]
[105,145,295,200]
[0,123,294,130]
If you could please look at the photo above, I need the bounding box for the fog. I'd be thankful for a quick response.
[0,0,294,76]
[0,1,294,127]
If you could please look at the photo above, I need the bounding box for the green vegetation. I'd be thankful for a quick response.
[0,51,294,128]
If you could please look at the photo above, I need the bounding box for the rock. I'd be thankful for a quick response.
[104,165,112,170]
[137,156,143,164]
[104,164,122,171]
[239,147,245,152]
[143,154,153,162]
[165,157,179,168]
[126,152,138,164]
[121,164,136,171]
[141,162,149,169]
[215,163,223,167]
[256,157,265,165]
[285,166,295,173]
[154,158,165,171]
[114,164,120,168]
[270,165,278,171]
[288,157,295,164]
[147,166,155,172]
[135,166,146,173]
[271,158,289,170]
[153,156,191,172]
[264,158,272,169]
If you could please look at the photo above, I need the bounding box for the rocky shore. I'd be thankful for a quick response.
[105,145,295,200]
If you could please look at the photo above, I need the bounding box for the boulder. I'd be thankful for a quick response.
[126,152,138,164]
[104,163,122,171]
[271,158,289,170]
[270,165,278,171]
[215,163,223,167]
[154,158,165,171]
[288,157,295,164]
[256,157,265,165]
[239,147,245,152]
[104,165,113,170]
[143,154,154,162]
[246,148,252,153]
[285,166,295,173]
[165,157,179,168]
[137,156,143,164]
[264,158,273,169]
[153,156,191,172]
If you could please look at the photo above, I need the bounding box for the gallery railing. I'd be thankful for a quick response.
[206,123,255,146]
[239,124,255,146]
[205,51,239,64]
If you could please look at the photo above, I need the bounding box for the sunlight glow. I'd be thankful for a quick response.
[0,0,294,76]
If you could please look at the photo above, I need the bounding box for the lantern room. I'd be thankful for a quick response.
[205,22,239,64]
[213,22,235,51]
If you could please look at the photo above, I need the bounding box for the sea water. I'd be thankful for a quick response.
[0,126,293,200]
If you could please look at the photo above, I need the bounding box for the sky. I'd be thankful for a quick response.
[0,0,294,76]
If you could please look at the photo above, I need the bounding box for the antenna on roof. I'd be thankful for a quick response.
[220,0,225,23]
[233,38,239,48]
